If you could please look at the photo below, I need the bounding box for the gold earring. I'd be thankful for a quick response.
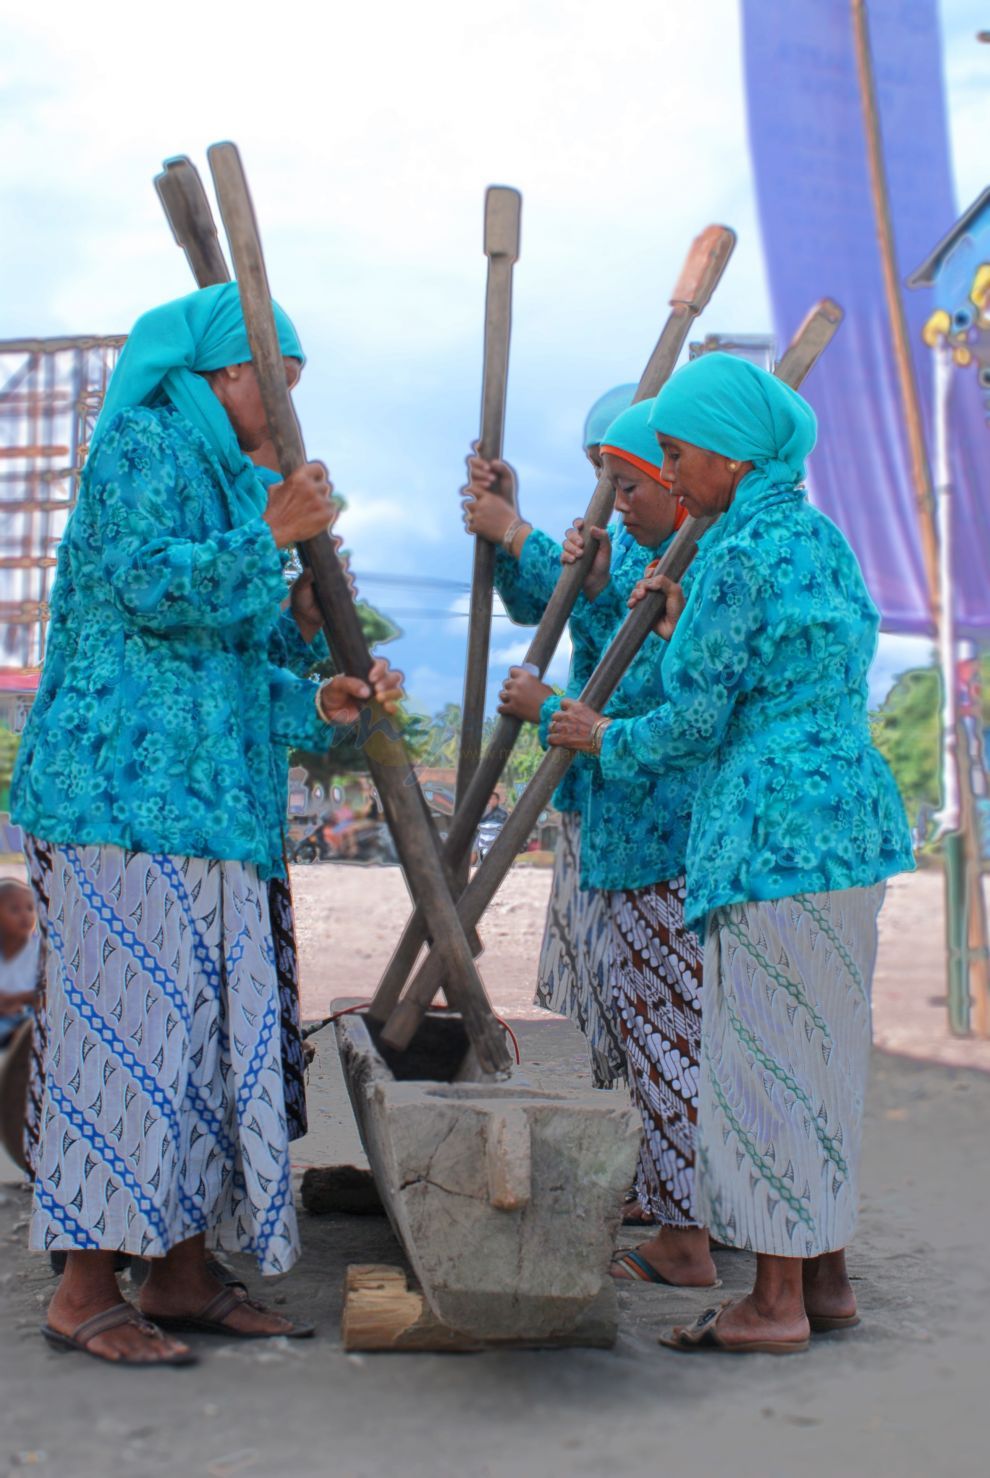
[727,460,738,471]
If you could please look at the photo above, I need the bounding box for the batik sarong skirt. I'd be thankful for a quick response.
[23,837,300,1275]
[694,885,885,1259]
[535,813,625,1089]
[610,878,704,1226]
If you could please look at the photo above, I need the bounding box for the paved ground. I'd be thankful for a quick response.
[0,863,987,1477]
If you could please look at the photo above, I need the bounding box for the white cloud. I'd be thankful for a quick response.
[943,0,990,205]
[340,493,445,557]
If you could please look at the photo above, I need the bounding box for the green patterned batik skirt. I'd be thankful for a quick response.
[694,884,885,1259]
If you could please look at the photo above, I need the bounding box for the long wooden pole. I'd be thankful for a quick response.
[380,299,844,1050]
[852,0,990,1037]
[155,157,231,287]
[207,141,510,1075]
[454,188,521,829]
[367,224,737,1023]
[850,0,939,616]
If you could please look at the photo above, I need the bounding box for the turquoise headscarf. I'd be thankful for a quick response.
[583,383,637,449]
[647,352,817,488]
[93,282,305,526]
[599,398,663,474]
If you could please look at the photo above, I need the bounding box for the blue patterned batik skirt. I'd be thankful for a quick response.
[23,837,300,1275]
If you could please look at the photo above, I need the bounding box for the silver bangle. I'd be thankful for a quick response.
[501,517,525,553]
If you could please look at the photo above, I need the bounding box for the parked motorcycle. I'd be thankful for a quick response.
[474,803,509,864]
[287,813,398,867]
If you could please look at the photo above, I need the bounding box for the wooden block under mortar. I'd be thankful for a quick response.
[342,1265,484,1353]
[340,1265,618,1353]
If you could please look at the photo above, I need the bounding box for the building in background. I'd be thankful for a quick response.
[0,336,124,671]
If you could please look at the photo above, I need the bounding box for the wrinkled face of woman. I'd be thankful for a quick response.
[654,435,748,520]
[602,452,677,549]
[207,356,302,452]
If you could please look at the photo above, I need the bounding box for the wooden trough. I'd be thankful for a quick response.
[334,1004,640,1350]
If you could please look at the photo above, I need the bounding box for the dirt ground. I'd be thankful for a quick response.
[289,862,990,1074]
[1,862,988,1478]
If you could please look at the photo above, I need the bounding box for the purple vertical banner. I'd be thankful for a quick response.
[741,0,990,636]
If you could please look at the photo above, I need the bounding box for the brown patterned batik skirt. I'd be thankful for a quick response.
[610,877,704,1227]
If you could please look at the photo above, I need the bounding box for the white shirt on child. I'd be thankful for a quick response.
[0,935,39,998]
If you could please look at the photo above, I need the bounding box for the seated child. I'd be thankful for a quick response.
[0,879,39,1049]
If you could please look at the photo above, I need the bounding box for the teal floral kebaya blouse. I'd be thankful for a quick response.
[11,405,346,879]
[599,474,914,929]
[535,531,704,895]
[494,523,651,817]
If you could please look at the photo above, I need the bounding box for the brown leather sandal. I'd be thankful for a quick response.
[41,1303,198,1366]
[149,1285,315,1340]
[659,1301,810,1355]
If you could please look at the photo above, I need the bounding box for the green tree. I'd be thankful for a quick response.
[870,654,990,819]
[495,717,547,797]
[0,725,20,809]
[871,666,941,814]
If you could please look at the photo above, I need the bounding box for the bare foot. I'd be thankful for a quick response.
[45,1289,191,1365]
[803,1251,857,1322]
[612,1226,718,1287]
[689,1294,810,1349]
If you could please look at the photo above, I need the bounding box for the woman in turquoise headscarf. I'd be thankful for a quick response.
[460,384,643,1094]
[551,354,912,1352]
[530,400,720,1289]
[11,284,401,1366]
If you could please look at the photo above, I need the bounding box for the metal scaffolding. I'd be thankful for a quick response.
[0,335,124,668]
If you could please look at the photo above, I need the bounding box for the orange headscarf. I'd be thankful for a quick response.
[599,444,688,529]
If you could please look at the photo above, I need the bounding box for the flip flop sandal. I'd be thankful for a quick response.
[41,1303,198,1367]
[808,1312,861,1333]
[150,1285,315,1340]
[659,1302,810,1355]
[610,1249,722,1288]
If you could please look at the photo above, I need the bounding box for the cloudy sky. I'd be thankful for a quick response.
[2,1,986,714]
